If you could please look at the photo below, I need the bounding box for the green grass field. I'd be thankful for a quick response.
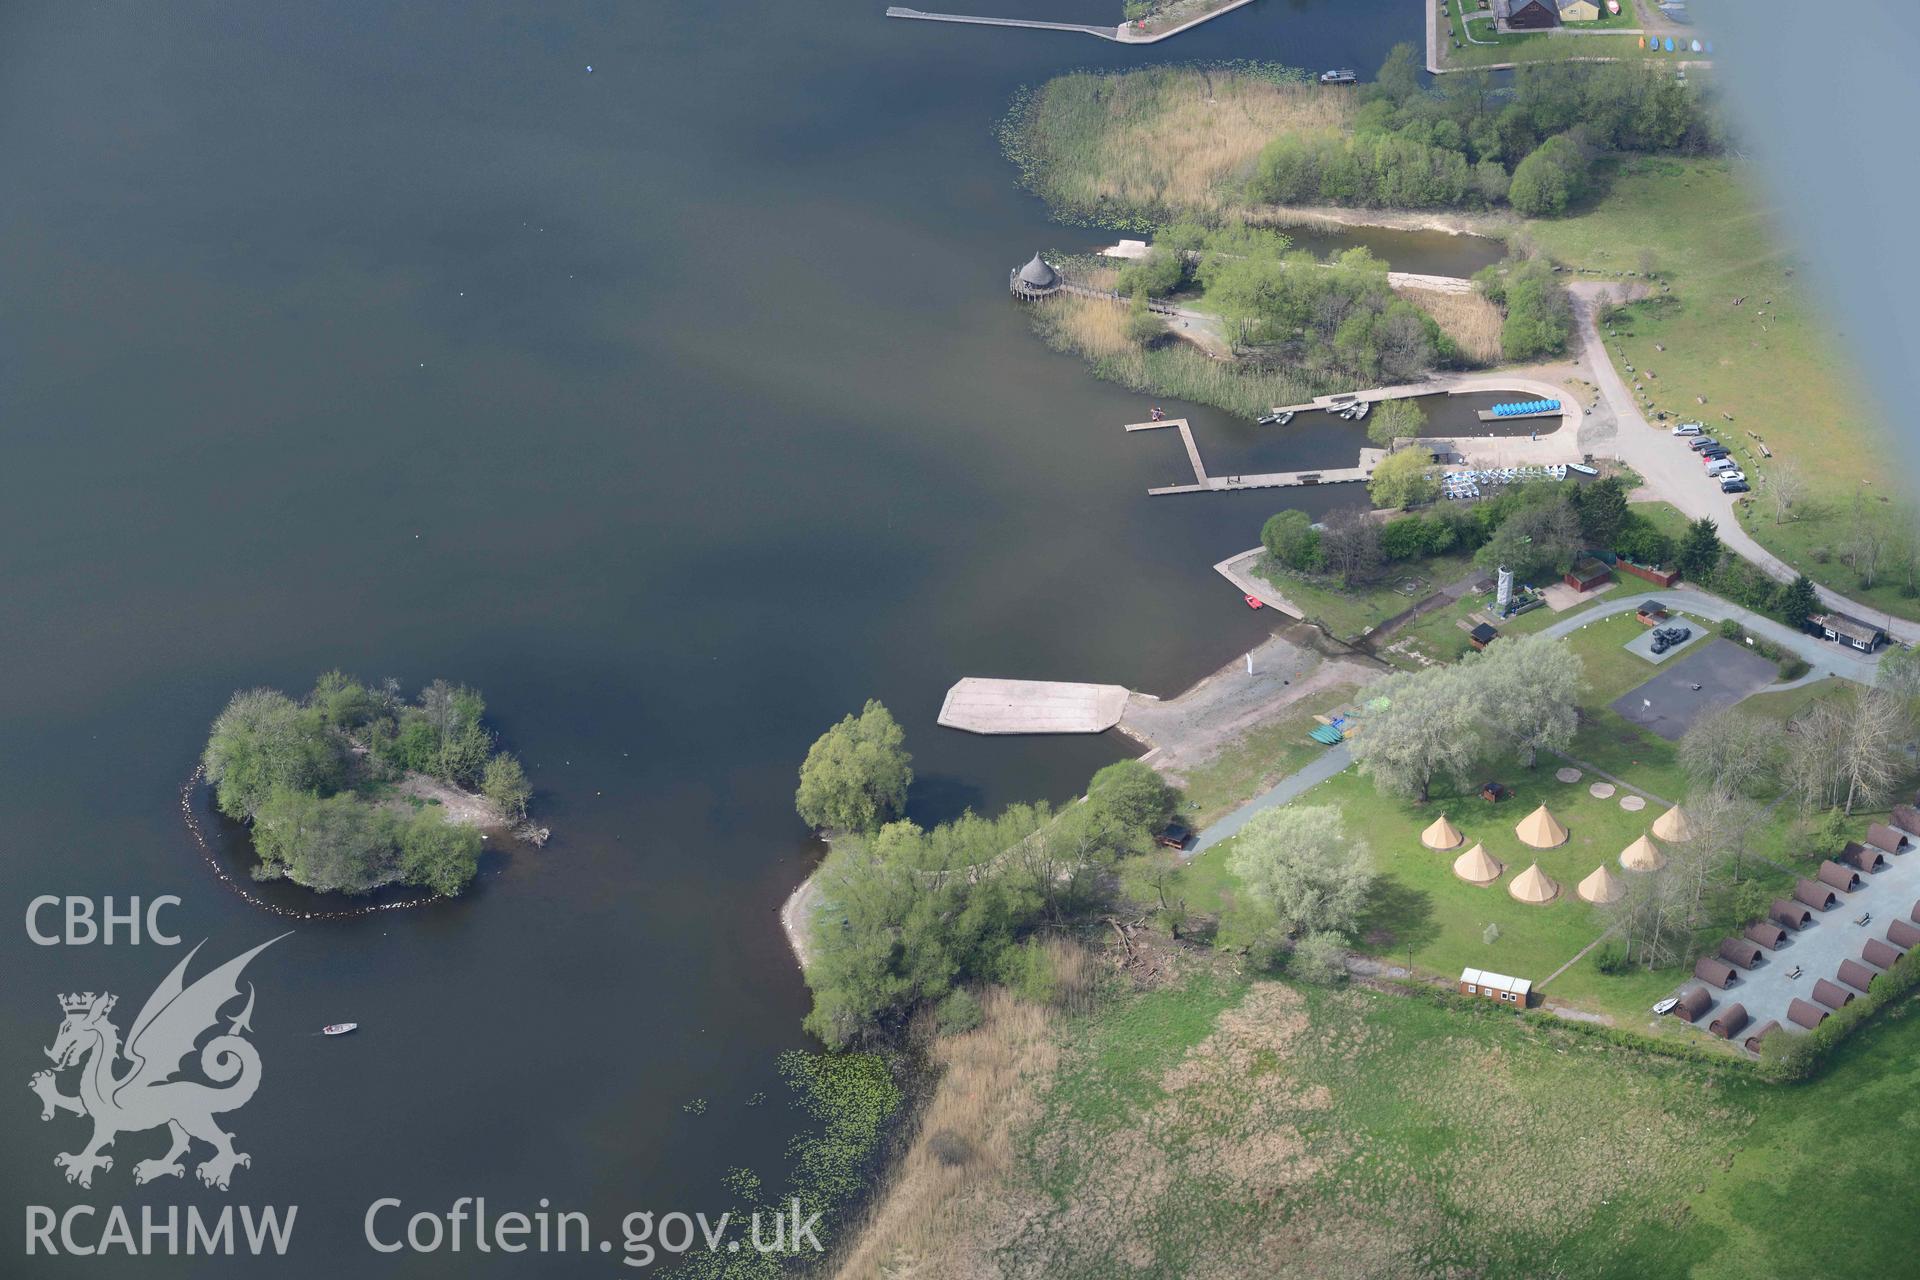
[1522,158,1917,617]
[993,970,1920,1279]
[1440,0,1656,69]
[1255,552,1477,644]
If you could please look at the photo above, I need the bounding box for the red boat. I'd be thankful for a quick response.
[1244,594,1263,610]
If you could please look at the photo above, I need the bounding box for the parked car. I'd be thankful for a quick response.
[1672,422,1703,436]
[1688,437,1718,451]
[1705,457,1736,474]
[1715,470,1746,484]
[1721,478,1751,494]
[1700,447,1731,460]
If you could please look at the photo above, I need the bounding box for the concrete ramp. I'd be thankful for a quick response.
[938,678,1129,735]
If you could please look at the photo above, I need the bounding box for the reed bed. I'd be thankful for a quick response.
[1010,67,1353,225]
[1396,284,1504,366]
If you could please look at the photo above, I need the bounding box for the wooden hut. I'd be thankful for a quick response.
[1793,880,1838,912]
[1458,967,1531,1005]
[1707,1003,1749,1040]
[1838,959,1879,994]
[1817,860,1863,893]
[1494,0,1561,28]
[1867,821,1911,854]
[1744,920,1788,951]
[1888,918,1920,949]
[1811,978,1854,1010]
[1742,1020,1782,1054]
[1771,900,1812,930]
[1717,938,1763,969]
[1693,956,1737,989]
[1840,842,1887,873]
[1562,558,1612,593]
[1673,986,1712,1023]
[1421,813,1464,851]
[1812,611,1886,652]
[1863,937,1905,970]
[1787,998,1829,1029]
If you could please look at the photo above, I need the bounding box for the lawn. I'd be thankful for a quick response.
[984,969,1920,1279]
[1255,551,1477,643]
[1521,157,1917,619]
[1391,577,1624,667]
[1439,1,1655,69]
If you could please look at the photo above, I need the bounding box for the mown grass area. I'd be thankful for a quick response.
[1174,682,1363,829]
[1438,3,1655,70]
[1254,551,1478,644]
[1522,157,1918,618]
[985,970,1920,1280]
[1391,578,1624,667]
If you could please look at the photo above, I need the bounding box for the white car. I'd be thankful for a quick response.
[1714,470,1746,484]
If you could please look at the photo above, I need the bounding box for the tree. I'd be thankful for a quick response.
[1496,257,1573,360]
[482,752,533,822]
[1367,396,1427,448]
[1876,644,1920,724]
[1289,931,1350,985]
[1368,447,1439,510]
[1319,506,1385,587]
[1261,509,1322,571]
[1572,475,1629,547]
[1507,132,1589,217]
[1845,492,1889,588]
[1472,633,1583,767]
[203,688,343,821]
[1123,290,1163,346]
[1086,759,1178,833]
[1601,867,1689,971]
[1474,495,1582,579]
[250,787,399,895]
[1371,42,1422,106]
[1229,805,1374,937]
[1765,460,1806,525]
[1678,708,1782,797]
[795,700,914,834]
[1677,516,1722,580]
[1779,574,1820,632]
[1789,690,1906,815]
[1350,665,1483,802]
[397,808,483,896]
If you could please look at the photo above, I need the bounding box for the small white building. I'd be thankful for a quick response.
[1459,967,1533,1005]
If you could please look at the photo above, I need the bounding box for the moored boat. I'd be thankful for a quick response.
[1244,594,1263,610]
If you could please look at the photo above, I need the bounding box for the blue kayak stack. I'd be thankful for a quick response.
[1489,399,1561,418]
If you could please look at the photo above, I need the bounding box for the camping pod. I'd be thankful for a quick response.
[1421,813,1464,851]
[1891,804,1920,834]
[1863,937,1905,970]
[1889,918,1920,949]
[1744,921,1787,951]
[1693,956,1737,989]
[1707,1003,1749,1040]
[1717,938,1762,970]
[1840,842,1887,873]
[1674,986,1712,1023]
[1812,978,1854,1010]
[1787,998,1829,1029]
[1838,959,1879,994]
[1742,1020,1781,1054]
[1867,821,1911,854]
[1771,900,1812,930]
[1794,880,1838,912]
[1816,861,1863,893]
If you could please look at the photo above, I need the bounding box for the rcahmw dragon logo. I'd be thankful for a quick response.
[28,934,287,1190]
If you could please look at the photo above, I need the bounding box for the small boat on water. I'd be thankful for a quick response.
[1244,594,1263,610]
[322,1023,359,1036]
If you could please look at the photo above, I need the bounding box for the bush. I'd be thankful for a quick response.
[934,988,984,1035]
[1289,931,1350,985]
[1261,509,1323,571]
[1718,617,1745,641]
[1778,656,1811,681]
[1507,133,1590,217]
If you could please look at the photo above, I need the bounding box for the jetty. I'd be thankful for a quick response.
[1128,417,1383,495]
[938,678,1130,735]
[885,7,1120,40]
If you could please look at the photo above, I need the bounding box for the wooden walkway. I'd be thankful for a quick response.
[1127,418,1381,495]
[885,7,1120,39]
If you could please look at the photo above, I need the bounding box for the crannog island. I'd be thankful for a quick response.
[202,672,537,896]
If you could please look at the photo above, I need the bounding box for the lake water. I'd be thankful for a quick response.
[0,1,1492,1272]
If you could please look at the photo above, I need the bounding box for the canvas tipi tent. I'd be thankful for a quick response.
[1452,843,1504,886]
[1421,813,1464,851]
[1618,834,1668,873]
[1577,864,1626,905]
[1515,804,1569,849]
[1508,862,1560,905]
[1651,804,1694,842]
